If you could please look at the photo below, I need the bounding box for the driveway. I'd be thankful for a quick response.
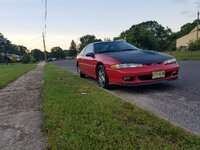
[54,60,200,135]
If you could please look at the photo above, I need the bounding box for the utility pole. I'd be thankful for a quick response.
[42,33,48,62]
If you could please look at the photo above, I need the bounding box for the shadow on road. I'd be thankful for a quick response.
[110,83,176,93]
[84,75,177,93]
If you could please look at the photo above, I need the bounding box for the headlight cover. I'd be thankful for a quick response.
[163,58,177,65]
[110,63,143,69]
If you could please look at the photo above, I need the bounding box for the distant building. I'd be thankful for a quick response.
[7,54,22,61]
[176,25,200,49]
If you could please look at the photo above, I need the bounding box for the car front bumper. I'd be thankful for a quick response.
[106,63,180,85]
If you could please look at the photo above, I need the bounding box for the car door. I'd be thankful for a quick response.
[82,44,96,77]
[78,46,87,73]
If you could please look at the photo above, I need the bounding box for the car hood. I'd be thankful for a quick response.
[102,50,173,64]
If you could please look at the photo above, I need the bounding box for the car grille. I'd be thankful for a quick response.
[138,71,176,81]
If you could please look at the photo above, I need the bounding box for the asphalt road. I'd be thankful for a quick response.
[53,60,200,135]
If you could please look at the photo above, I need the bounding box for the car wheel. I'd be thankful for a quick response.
[97,65,109,89]
[77,64,85,78]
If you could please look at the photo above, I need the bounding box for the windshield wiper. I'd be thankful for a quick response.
[98,50,117,54]
[119,48,138,51]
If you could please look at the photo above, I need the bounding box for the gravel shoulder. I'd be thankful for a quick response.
[0,63,47,150]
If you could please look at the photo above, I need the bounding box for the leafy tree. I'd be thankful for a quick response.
[79,35,101,51]
[0,33,39,64]
[46,51,52,58]
[1,33,31,56]
[113,37,123,41]
[50,47,65,59]
[31,49,44,61]
[68,40,77,57]
[21,53,36,63]
[176,20,197,39]
[6,44,20,55]
[0,33,7,53]
[104,38,111,41]
[63,50,69,56]
[117,21,173,51]
[0,33,9,64]
[17,45,29,55]
[188,39,200,51]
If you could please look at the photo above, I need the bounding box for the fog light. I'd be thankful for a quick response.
[123,77,134,81]
[172,71,178,75]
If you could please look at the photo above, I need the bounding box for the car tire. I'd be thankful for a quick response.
[97,65,109,89]
[77,64,85,78]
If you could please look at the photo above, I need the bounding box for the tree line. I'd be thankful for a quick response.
[0,20,199,63]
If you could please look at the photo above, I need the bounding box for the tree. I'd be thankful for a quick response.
[113,37,123,41]
[0,33,7,53]
[18,45,29,55]
[79,35,101,51]
[31,49,44,61]
[176,20,197,39]
[117,21,173,51]
[6,44,20,55]
[0,34,5,62]
[21,53,36,63]
[50,47,65,59]
[188,39,200,51]
[68,40,77,57]
[104,38,111,41]
[0,34,28,56]
[1,33,32,64]
[0,33,9,64]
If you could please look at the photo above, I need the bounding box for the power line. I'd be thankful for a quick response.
[41,0,48,35]
[45,0,47,34]
[17,36,42,44]
[45,36,68,42]
[41,0,48,62]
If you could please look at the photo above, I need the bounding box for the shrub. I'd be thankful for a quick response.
[188,40,200,51]
[21,54,36,63]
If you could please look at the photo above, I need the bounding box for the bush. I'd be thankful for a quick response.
[9,57,17,63]
[21,54,36,63]
[188,40,200,51]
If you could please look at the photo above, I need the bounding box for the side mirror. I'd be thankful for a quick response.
[86,53,95,57]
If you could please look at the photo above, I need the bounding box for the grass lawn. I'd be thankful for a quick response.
[0,63,36,89]
[43,64,200,149]
[165,51,200,61]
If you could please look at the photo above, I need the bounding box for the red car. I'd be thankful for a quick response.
[76,41,180,88]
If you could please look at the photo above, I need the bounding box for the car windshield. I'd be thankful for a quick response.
[94,41,139,54]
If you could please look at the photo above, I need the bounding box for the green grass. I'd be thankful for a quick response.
[0,63,36,89]
[165,51,200,61]
[43,64,200,149]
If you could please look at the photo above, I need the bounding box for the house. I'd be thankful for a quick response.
[7,54,22,61]
[176,25,200,49]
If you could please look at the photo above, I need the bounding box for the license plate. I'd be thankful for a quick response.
[152,71,165,79]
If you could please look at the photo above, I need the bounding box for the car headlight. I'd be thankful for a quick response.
[163,58,177,65]
[110,63,143,69]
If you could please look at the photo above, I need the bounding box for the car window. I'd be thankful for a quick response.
[79,47,87,56]
[85,44,94,55]
[94,41,139,54]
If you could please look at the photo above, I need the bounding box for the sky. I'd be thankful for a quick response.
[0,0,198,51]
